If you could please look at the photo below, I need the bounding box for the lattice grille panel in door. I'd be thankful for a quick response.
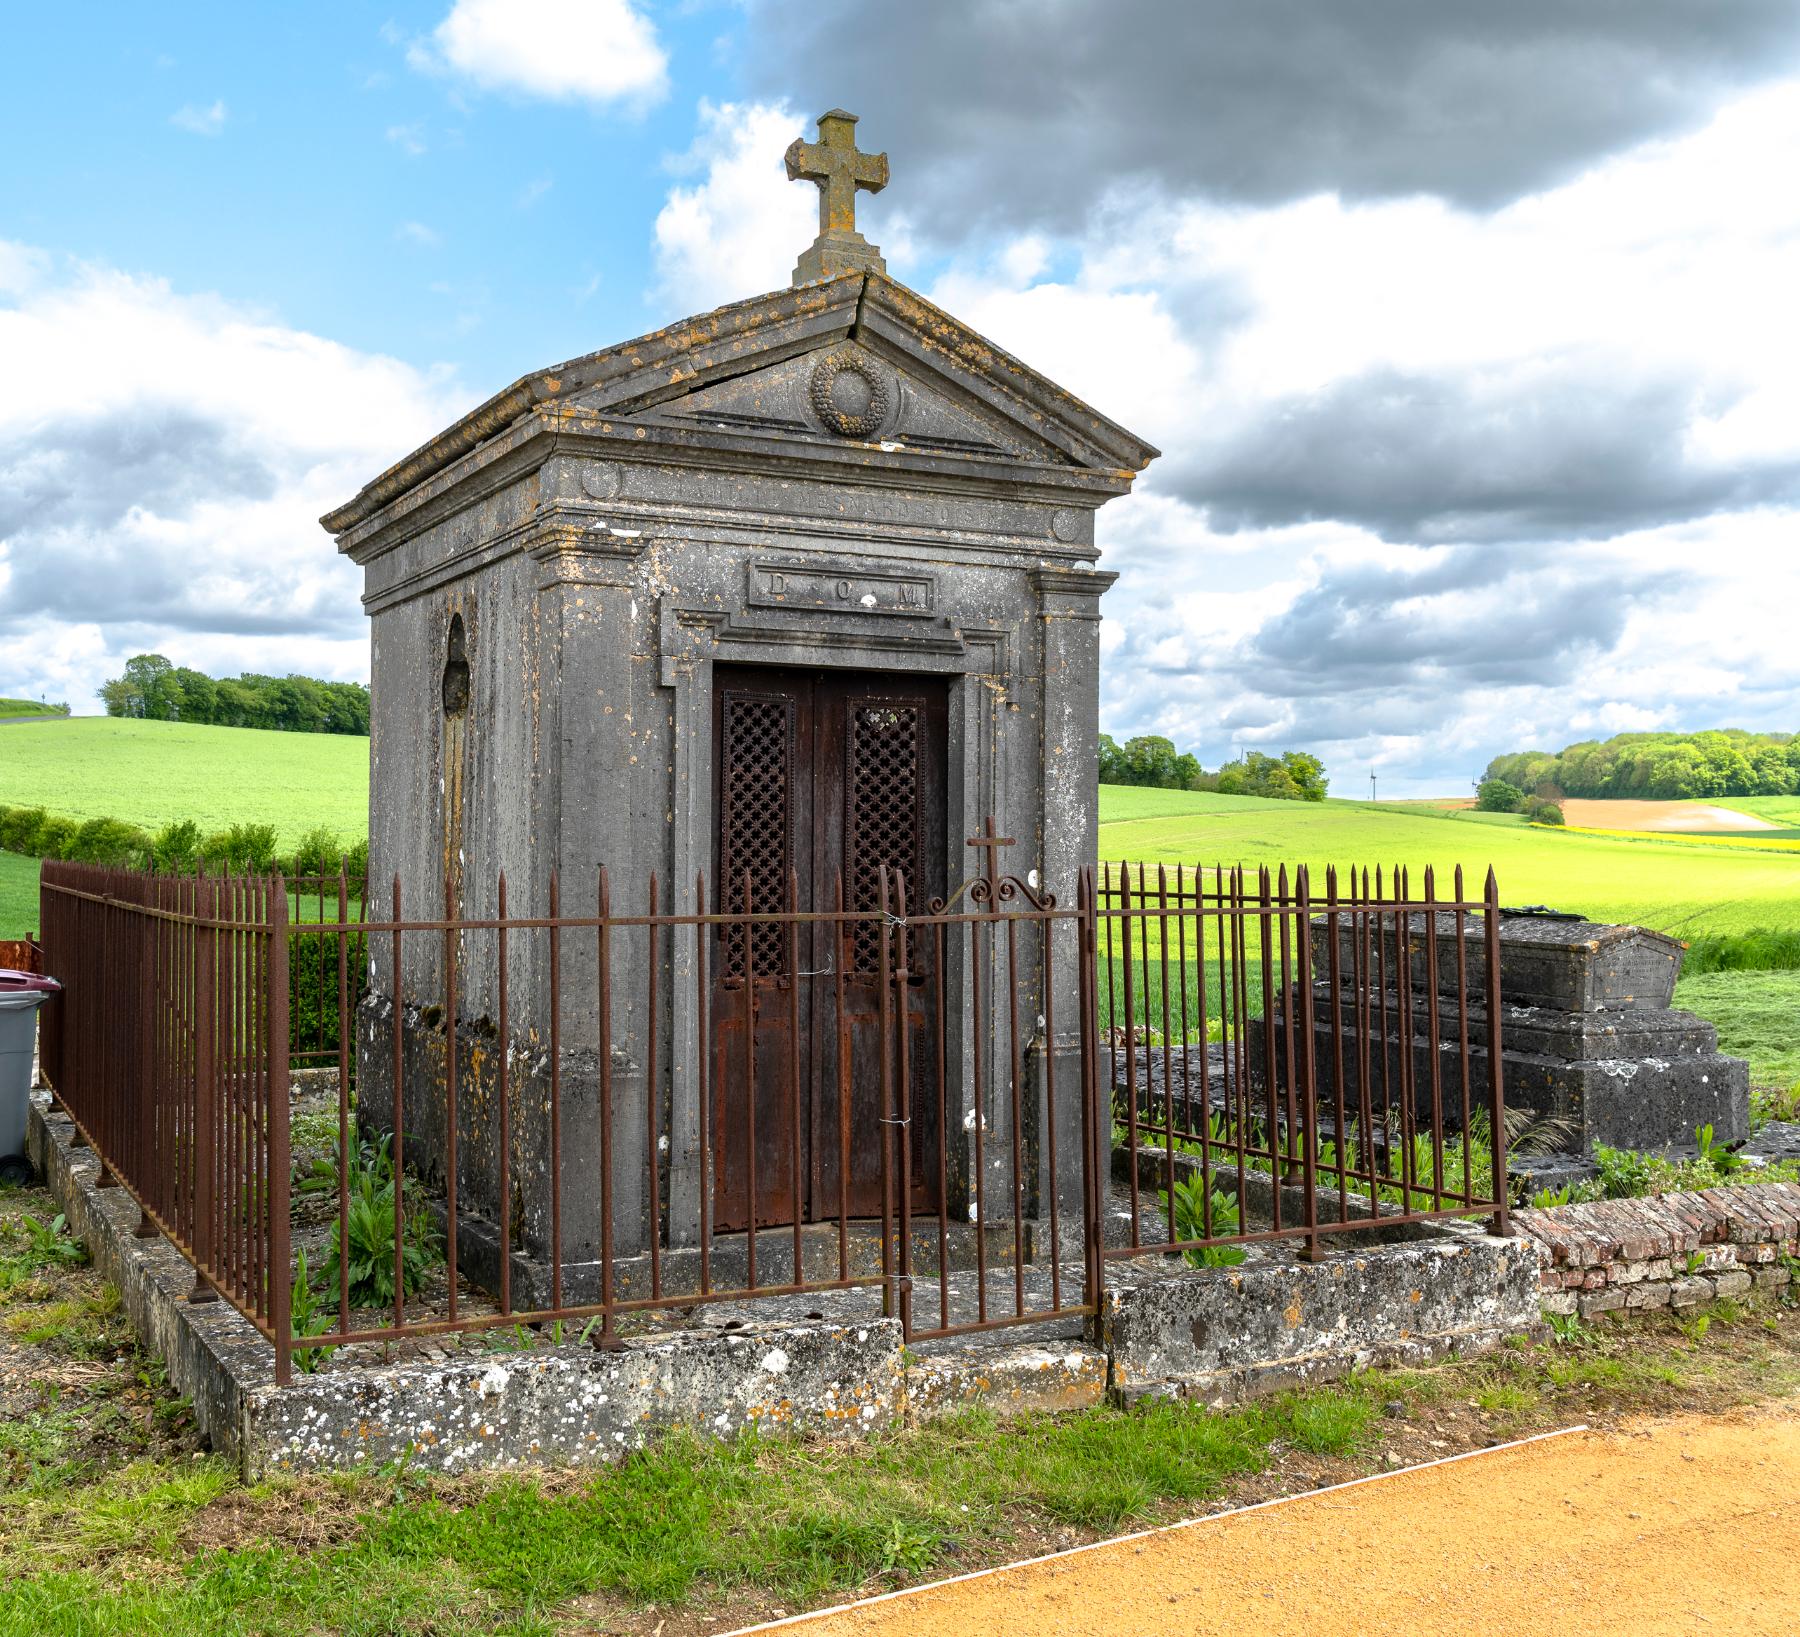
[720,693,792,980]
[849,702,922,973]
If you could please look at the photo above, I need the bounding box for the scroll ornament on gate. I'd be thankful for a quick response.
[929,819,1056,914]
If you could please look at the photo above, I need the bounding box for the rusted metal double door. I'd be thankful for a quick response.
[711,665,947,1231]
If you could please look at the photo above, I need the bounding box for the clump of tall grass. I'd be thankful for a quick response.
[1681,928,1800,974]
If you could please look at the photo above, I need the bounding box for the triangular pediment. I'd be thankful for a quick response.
[322,272,1156,535]
[619,340,1078,465]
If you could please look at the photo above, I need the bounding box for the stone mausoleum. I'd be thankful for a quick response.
[322,113,1156,1299]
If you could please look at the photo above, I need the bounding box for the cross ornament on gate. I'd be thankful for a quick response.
[785,109,889,284]
[966,817,1016,907]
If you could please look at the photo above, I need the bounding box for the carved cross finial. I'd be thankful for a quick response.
[785,109,888,285]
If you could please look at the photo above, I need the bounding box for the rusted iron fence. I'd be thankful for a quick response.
[0,938,43,974]
[288,871,368,1076]
[32,844,1506,1386]
[38,861,290,1362]
[1099,861,1508,1266]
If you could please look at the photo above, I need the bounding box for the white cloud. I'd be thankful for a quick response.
[910,79,1800,790]
[386,122,428,156]
[169,100,228,137]
[395,221,442,249]
[0,244,460,710]
[517,176,553,210]
[411,0,667,110]
[652,100,814,316]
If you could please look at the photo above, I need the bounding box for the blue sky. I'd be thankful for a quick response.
[4,2,1800,796]
[0,3,776,382]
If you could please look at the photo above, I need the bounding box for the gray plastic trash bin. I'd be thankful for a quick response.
[0,969,60,1185]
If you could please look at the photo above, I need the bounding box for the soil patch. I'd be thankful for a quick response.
[776,1403,1800,1637]
[1562,799,1778,833]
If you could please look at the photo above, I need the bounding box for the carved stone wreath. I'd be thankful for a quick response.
[808,349,891,439]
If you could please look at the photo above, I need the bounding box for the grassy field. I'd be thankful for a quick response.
[1097,787,1800,939]
[1673,970,1800,1100]
[0,852,38,939]
[1719,797,1800,826]
[0,718,368,844]
[0,699,66,719]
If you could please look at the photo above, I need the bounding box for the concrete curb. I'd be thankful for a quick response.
[31,1095,1546,1474]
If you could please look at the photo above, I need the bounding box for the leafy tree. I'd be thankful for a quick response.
[1217,751,1329,802]
[1098,731,1326,801]
[1476,778,1525,813]
[97,656,371,737]
[1281,751,1328,802]
[1485,729,1799,800]
[1123,735,1182,788]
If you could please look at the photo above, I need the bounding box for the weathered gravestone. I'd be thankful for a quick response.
[321,111,1158,1302]
[1292,909,1750,1159]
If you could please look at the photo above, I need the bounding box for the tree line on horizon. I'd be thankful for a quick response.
[1098,734,1328,802]
[99,653,369,737]
[1484,729,1800,802]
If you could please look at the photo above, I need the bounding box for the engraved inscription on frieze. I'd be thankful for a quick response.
[747,562,936,617]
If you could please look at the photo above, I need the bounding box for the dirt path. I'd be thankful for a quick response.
[753,1405,1800,1637]
[1562,798,1778,832]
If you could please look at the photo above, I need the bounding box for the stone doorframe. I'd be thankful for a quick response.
[657,596,1012,1249]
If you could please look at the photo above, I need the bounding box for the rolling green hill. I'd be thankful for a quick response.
[1096,786,1800,938]
[0,718,368,844]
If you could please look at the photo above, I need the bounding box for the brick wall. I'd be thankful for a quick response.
[1515,1182,1800,1320]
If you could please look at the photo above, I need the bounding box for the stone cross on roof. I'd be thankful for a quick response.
[785,109,889,285]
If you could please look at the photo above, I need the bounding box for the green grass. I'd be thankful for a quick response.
[0,1393,1368,1634]
[1092,785,1307,822]
[1098,786,1800,939]
[7,1304,1800,1636]
[1717,797,1800,827]
[1673,969,1800,1092]
[0,720,371,937]
[1681,929,1800,974]
[0,699,67,719]
[0,851,38,940]
[0,718,368,846]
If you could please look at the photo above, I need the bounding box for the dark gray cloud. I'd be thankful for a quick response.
[1096,541,1698,771]
[1176,367,1800,545]
[0,410,275,539]
[0,409,351,640]
[747,0,1800,232]
[1238,549,1653,693]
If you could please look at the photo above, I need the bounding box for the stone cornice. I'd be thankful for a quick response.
[321,277,863,537]
[333,412,1133,565]
[321,270,1158,546]
[1028,565,1121,598]
[525,517,654,591]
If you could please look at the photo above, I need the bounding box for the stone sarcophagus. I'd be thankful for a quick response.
[1286,910,1749,1155]
[321,113,1157,1301]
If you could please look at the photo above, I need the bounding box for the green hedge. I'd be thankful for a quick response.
[289,924,371,1062]
[0,804,367,878]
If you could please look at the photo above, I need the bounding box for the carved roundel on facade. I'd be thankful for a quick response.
[808,349,892,440]
[1050,508,1082,543]
[580,461,622,501]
